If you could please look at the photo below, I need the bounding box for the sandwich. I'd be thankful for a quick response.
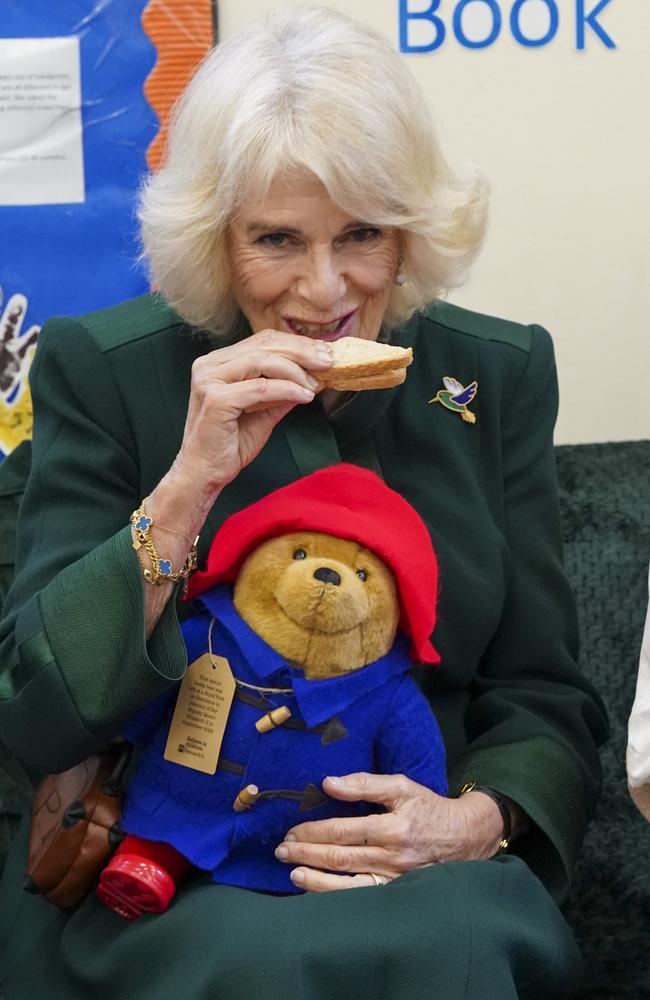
[313,337,413,391]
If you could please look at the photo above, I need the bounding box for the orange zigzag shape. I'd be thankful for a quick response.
[142,0,215,173]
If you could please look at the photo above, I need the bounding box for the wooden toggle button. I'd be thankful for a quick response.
[255,705,292,733]
[233,784,259,812]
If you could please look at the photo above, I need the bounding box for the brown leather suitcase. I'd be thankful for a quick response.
[23,742,131,909]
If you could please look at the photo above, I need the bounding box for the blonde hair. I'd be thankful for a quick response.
[139,6,488,335]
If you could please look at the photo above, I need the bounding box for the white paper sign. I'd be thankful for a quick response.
[0,37,85,206]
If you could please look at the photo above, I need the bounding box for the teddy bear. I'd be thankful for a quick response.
[96,464,448,920]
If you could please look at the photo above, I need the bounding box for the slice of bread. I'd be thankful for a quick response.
[321,367,408,391]
[313,337,412,391]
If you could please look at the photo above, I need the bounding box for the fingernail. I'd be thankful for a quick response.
[284,833,297,842]
[306,375,320,390]
[318,344,333,358]
[325,776,343,787]
[275,845,290,860]
[291,869,305,884]
[301,387,315,399]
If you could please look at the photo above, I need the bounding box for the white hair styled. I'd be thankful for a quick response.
[139,5,488,335]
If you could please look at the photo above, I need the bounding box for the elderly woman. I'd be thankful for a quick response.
[0,7,607,999]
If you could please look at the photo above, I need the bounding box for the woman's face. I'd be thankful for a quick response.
[227,172,400,342]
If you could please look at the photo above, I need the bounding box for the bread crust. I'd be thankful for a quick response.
[319,368,407,391]
[312,337,412,391]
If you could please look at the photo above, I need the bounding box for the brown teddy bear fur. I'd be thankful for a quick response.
[233,531,399,680]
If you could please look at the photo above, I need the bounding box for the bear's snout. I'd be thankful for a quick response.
[313,567,341,587]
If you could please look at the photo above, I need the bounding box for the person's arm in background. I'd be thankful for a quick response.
[627,565,650,820]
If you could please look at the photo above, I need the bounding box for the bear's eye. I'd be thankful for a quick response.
[356,569,368,582]
[293,548,307,560]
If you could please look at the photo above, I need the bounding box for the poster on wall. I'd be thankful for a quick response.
[0,0,215,459]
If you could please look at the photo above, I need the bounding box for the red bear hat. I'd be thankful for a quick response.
[186,464,440,665]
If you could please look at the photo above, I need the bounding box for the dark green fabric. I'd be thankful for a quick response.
[283,402,343,476]
[0,441,36,876]
[0,295,607,997]
[557,441,650,1000]
[0,823,580,1000]
[0,755,30,886]
[0,441,31,610]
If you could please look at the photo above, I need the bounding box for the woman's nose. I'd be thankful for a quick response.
[296,248,347,310]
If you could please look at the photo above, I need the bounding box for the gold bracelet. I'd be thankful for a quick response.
[130,503,198,592]
[140,497,194,546]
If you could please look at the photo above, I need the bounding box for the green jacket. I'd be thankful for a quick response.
[0,295,607,997]
[0,441,35,871]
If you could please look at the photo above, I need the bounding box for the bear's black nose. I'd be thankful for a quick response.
[313,567,341,587]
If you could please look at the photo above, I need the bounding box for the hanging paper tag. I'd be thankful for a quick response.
[164,653,236,774]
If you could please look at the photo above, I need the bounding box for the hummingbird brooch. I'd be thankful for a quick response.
[429,377,478,424]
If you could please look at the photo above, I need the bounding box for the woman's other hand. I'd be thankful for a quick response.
[275,772,509,892]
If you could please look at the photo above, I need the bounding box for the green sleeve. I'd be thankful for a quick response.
[448,325,608,902]
[0,319,187,774]
[0,440,32,607]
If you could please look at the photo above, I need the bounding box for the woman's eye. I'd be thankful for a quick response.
[356,569,368,582]
[344,227,382,245]
[293,549,307,560]
[258,232,292,248]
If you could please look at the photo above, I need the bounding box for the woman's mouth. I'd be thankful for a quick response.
[284,310,356,341]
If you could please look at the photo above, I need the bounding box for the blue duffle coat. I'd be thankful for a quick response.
[121,585,448,893]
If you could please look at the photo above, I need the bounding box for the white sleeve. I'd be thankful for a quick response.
[626,565,650,790]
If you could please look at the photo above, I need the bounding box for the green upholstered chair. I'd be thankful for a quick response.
[557,441,649,1000]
